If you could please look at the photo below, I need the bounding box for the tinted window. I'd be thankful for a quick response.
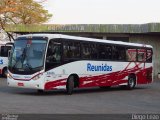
[63,42,80,59]
[117,46,126,60]
[90,44,98,59]
[0,46,12,57]
[82,43,91,59]
[138,49,146,62]
[126,48,137,61]
[146,49,152,62]
[99,44,112,60]
[112,46,125,60]
[46,41,61,71]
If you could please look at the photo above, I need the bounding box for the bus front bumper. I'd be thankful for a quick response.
[7,78,44,90]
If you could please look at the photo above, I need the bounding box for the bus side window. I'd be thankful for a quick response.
[90,44,98,59]
[82,43,91,59]
[146,49,152,62]
[99,45,106,59]
[106,45,112,60]
[126,48,137,61]
[98,44,112,60]
[117,46,126,61]
[63,42,80,59]
[0,46,12,57]
[138,49,146,62]
[74,42,80,58]
[112,46,119,60]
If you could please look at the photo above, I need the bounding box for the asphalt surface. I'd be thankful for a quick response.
[0,77,160,114]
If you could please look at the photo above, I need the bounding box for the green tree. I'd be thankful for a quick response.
[0,0,52,41]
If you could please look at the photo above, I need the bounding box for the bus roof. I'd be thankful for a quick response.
[18,34,153,48]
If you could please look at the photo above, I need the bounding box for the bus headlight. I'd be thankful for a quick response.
[7,73,12,79]
[32,73,43,80]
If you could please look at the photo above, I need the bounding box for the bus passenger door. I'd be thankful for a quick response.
[45,41,62,71]
[45,41,62,84]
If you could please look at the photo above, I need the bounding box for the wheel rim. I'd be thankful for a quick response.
[129,77,134,88]
[67,76,74,94]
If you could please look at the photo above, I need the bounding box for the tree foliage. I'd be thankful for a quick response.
[0,0,52,40]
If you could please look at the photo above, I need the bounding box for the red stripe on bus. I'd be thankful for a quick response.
[44,67,152,90]
[44,78,67,90]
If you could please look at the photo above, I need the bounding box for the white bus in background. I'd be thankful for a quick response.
[7,34,153,94]
[0,41,13,77]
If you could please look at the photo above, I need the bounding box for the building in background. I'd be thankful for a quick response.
[5,23,160,78]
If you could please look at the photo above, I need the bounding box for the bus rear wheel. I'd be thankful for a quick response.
[99,86,111,89]
[66,76,74,95]
[127,75,136,90]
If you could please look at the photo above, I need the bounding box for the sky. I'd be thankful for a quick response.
[41,0,160,24]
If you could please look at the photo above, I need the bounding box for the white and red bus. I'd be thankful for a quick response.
[7,34,153,94]
[0,41,13,77]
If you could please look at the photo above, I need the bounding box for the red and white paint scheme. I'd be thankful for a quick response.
[7,34,153,94]
[0,41,12,77]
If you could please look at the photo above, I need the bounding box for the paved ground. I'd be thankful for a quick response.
[0,77,160,114]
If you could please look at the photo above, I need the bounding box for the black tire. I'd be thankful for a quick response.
[127,75,136,90]
[66,76,74,95]
[37,89,44,93]
[2,67,8,78]
[99,86,111,89]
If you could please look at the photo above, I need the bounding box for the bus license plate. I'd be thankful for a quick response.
[18,82,24,86]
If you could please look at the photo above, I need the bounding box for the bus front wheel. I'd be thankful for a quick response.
[66,76,74,95]
[99,86,111,89]
[37,89,44,93]
[2,67,8,78]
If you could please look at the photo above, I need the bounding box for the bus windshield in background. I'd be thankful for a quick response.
[8,38,47,74]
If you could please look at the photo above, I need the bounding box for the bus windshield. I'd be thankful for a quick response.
[8,38,47,74]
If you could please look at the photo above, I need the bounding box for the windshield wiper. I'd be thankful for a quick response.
[12,48,26,69]
[13,48,33,71]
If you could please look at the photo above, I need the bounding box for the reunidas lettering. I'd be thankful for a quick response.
[87,63,112,71]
